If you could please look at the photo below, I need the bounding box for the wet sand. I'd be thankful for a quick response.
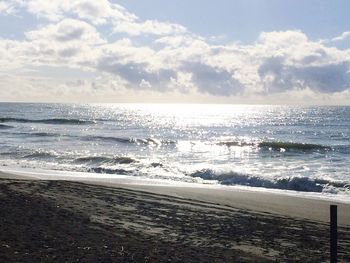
[1,171,350,262]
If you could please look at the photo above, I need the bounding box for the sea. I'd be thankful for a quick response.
[1,103,349,199]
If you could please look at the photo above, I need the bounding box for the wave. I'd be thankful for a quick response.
[31,132,61,137]
[74,156,138,165]
[22,132,61,138]
[217,140,331,151]
[1,149,58,159]
[258,141,331,151]
[0,117,95,125]
[216,141,255,147]
[0,130,64,138]
[22,151,57,159]
[10,132,177,148]
[218,140,350,154]
[0,124,13,129]
[133,138,176,145]
[85,136,133,144]
[88,167,132,175]
[189,169,348,193]
[85,135,176,146]
[150,162,163,168]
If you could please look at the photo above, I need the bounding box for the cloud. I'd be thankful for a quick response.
[16,18,104,68]
[295,63,350,92]
[0,39,29,71]
[25,18,104,43]
[112,20,187,36]
[21,0,183,36]
[0,2,14,15]
[255,31,350,93]
[0,0,23,15]
[1,2,350,104]
[258,57,350,93]
[97,58,176,90]
[332,32,350,42]
[182,62,244,96]
[70,0,114,25]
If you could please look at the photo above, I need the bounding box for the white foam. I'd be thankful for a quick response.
[2,166,350,204]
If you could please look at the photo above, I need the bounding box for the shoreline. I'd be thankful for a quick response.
[1,170,350,261]
[1,169,350,225]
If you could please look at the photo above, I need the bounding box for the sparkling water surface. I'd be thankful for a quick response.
[0,103,349,194]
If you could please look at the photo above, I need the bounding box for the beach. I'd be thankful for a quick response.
[1,171,350,262]
[2,0,350,261]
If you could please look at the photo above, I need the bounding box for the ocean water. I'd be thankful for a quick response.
[0,103,350,196]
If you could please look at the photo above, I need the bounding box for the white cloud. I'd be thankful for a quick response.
[112,19,187,36]
[25,0,68,20]
[253,31,350,93]
[0,0,24,15]
[25,18,105,44]
[0,2,13,14]
[1,1,350,104]
[0,39,29,70]
[16,0,187,36]
[17,19,104,68]
[332,31,350,42]
[70,0,113,24]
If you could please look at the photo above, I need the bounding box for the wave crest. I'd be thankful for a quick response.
[85,136,176,146]
[189,169,348,192]
[0,117,95,125]
[22,151,57,159]
[258,141,331,151]
[85,136,132,144]
[74,156,138,165]
[217,140,332,151]
[88,167,132,175]
[217,141,255,147]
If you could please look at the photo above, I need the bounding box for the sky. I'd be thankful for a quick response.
[0,0,350,104]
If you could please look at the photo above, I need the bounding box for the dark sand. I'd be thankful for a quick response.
[1,172,350,262]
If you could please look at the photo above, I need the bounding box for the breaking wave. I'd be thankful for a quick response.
[216,141,255,147]
[7,132,176,147]
[217,140,333,151]
[133,138,176,145]
[189,169,349,193]
[84,135,176,146]
[258,141,331,151]
[88,167,132,175]
[74,156,138,165]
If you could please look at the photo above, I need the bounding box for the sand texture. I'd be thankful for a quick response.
[1,178,350,262]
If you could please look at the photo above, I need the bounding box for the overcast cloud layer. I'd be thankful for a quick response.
[1,0,350,104]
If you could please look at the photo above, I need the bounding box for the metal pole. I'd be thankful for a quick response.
[330,205,337,263]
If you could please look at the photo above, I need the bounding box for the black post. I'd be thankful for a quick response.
[330,205,337,263]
